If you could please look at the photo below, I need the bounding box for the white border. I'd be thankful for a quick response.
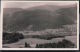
[0,1,79,50]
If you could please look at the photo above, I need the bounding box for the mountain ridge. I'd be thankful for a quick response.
[3,5,77,32]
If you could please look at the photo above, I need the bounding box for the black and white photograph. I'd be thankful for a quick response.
[1,1,79,50]
[2,0,79,1]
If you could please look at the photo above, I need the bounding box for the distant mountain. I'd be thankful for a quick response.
[3,8,23,31]
[3,5,77,31]
[3,8,23,17]
[3,8,23,21]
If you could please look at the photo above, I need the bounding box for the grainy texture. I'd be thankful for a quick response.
[3,2,77,48]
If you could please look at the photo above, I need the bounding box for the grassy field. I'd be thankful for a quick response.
[3,35,77,48]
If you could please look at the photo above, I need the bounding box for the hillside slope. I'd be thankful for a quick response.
[3,5,77,31]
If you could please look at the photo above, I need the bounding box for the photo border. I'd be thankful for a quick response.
[0,1,79,50]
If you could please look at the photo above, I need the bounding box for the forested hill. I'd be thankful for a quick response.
[3,5,77,31]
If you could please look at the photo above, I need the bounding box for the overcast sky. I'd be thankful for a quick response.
[2,1,77,9]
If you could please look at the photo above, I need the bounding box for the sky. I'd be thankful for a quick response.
[2,1,77,9]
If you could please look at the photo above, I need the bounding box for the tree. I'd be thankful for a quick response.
[36,44,39,48]
[25,42,30,48]
[25,42,28,47]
